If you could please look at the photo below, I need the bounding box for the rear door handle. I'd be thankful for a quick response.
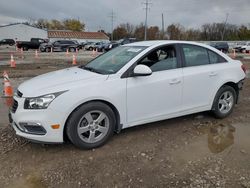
[169,79,181,85]
[209,72,218,77]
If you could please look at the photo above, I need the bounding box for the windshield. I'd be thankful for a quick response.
[81,46,146,74]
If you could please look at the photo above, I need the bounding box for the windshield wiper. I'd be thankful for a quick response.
[82,66,103,74]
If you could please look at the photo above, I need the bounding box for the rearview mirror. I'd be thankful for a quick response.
[133,64,152,76]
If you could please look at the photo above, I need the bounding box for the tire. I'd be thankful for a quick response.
[23,46,28,51]
[89,47,93,51]
[211,85,236,119]
[69,47,75,52]
[45,47,51,52]
[66,102,116,149]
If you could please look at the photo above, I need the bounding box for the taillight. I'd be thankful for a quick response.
[241,64,247,74]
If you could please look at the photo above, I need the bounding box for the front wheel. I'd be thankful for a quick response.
[212,86,236,119]
[45,47,51,52]
[66,102,116,149]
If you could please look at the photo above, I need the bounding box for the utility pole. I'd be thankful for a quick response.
[142,0,152,40]
[221,13,229,41]
[161,13,165,39]
[108,10,116,41]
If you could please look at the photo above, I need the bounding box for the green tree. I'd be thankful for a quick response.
[147,26,160,40]
[167,24,185,40]
[50,19,64,30]
[134,23,145,40]
[113,27,128,40]
[63,19,85,31]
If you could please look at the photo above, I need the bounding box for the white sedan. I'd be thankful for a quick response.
[10,41,246,149]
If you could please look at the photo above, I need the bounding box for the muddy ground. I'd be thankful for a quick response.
[0,48,250,188]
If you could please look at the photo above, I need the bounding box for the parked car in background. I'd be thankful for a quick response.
[84,42,96,51]
[72,40,82,49]
[16,38,47,51]
[233,42,246,52]
[104,38,138,52]
[118,38,137,45]
[94,42,108,52]
[104,41,120,51]
[10,41,246,149]
[80,42,89,48]
[210,42,229,53]
[0,39,15,46]
[239,42,250,53]
[39,40,81,52]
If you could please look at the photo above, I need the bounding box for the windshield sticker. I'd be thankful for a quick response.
[127,48,142,53]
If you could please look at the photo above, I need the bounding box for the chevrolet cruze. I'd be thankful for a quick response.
[9,41,246,149]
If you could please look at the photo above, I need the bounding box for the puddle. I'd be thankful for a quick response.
[7,174,46,188]
[172,122,250,165]
[208,124,235,153]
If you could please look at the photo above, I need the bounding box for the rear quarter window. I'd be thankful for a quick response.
[208,50,227,64]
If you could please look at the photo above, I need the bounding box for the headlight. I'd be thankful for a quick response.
[24,91,66,109]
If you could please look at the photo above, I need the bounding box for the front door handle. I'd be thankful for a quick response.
[169,79,181,85]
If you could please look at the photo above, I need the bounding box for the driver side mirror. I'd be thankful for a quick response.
[133,64,152,76]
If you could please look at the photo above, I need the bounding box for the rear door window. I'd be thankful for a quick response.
[182,44,210,67]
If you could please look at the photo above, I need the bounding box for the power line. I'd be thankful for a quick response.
[221,13,229,41]
[162,13,165,39]
[108,10,116,41]
[142,0,152,40]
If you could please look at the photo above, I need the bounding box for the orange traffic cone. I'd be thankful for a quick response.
[72,54,77,65]
[35,50,38,58]
[76,48,78,54]
[10,54,16,68]
[2,71,13,97]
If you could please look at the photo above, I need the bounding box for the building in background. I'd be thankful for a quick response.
[48,30,109,43]
[0,23,47,41]
[0,23,110,43]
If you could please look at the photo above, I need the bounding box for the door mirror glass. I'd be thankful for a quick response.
[133,64,152,76]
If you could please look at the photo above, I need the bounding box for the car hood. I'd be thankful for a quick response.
[18,67,108,97]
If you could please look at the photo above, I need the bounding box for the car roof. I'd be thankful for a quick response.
[123,40,232,62]
[124,40,210,47]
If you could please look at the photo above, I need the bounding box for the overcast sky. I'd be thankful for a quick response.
[0,0,250,31]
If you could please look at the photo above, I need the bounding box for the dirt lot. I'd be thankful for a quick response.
[0,48,250,188]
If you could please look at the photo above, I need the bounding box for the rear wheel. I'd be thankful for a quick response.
[23,46,28,51]
[66,102,116,149]
[212,86,236,119]
[69,47,75,52]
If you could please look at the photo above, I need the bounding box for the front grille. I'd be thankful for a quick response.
[11,99,18,113]
[17,90,23,97]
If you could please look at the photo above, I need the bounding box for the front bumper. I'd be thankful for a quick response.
[9,96,64,143]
